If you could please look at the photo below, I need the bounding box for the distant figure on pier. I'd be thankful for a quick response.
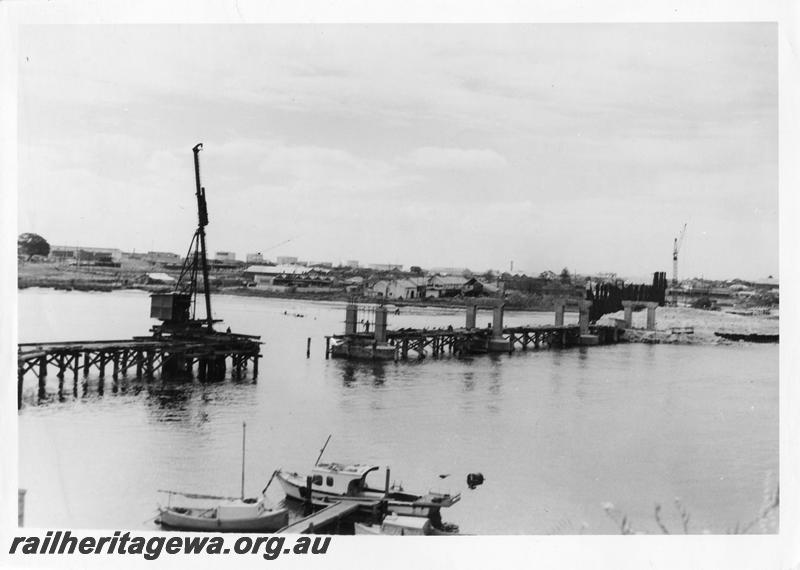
[394,308,400,315]
[364,320,370,333]
[226,327,231,334]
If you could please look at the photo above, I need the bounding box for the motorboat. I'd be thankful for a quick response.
[354,513,459,536]
[274,462,460,521]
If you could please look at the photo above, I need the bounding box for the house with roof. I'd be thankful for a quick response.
[244,264,335,292]
[368,278,425,299]
[426,275,468,298]
[462,277,500,297]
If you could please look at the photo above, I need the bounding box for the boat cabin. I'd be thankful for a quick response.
[310,463,379,496]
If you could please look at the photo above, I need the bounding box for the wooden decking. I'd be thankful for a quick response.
[17,331,261,408]
[278,501,365,534]
[326,323,623,360]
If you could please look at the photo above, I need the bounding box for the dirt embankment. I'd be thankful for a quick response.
[598,306,779,345]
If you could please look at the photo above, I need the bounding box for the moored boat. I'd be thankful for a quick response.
[157,494,288,532]
[274,462,460,520]
[354,513,459,536]
[157,421,288,532]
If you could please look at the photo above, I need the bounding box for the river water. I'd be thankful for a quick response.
[17,289,778,534]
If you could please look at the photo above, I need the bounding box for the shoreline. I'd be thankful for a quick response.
[18,284,778,347]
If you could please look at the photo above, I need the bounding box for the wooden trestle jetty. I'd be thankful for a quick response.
[17,332,261,408]
[18,144,262,408]
[325,298,625,361]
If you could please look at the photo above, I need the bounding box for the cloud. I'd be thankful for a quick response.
[401,147,509,171]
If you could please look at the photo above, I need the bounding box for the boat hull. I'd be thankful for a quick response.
[158,506,288,532]
[276,470,453,518]
[329,341,396,361]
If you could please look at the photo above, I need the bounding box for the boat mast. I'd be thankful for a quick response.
[241,421,247,500]
[315,434,332,466]
[192,143,214,330]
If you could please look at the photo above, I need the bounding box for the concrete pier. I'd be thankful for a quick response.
[578,300,592,335]
[465,302,477,329]
[554,299,566,327]
[620,300,658,330]
[374,306,388,342]
[344,303,358,335]
[621,300,634,328]
[646,302,658,330]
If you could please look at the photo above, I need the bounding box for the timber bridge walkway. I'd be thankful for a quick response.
[325,298,626,361]
[17,332,261,409]
[327,323,623,360]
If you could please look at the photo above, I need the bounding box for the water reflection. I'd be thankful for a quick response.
[461,371,476,392]
[336,360,389,388]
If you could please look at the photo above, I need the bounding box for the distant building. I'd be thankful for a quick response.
[276,256,298,265]
[426,275,468,298]
[50,245,122,264]
[216,251,236,262]
[244,264,334,292]
[345,260,359,268]
[246,253,264,264]
[310,261,334,268]
[428,267,471,277]
[368,263,403,271]
[368,278,425,299]
[462,277,500,297]
[752,276,779,290]
[343,276,365,293]
[145,251,181,264]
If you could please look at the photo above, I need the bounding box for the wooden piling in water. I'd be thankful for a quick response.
[112,353,120,392]
[18,366,24,409]
[37,357,47,402]
[307,337,311,358]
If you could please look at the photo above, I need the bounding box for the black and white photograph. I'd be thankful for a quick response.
[2,2,797,568]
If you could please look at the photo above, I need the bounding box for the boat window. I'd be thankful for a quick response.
[326,476,334,487]
[312,475,323,486]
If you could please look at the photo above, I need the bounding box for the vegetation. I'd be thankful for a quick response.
[602,474,778,535]
[17,233,50,259]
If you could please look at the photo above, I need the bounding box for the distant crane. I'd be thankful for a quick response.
[672,223,687,286]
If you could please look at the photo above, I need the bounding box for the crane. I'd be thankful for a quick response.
[672,223,687,286]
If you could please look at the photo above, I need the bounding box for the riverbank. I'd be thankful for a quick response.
[17,262,573,311]
[598,306,779,345]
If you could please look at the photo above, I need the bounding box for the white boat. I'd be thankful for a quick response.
[355,513,435,536]
[158,494,289,532]
[354,513,458,535]
[274,462,460,520]
[157,421,288,532]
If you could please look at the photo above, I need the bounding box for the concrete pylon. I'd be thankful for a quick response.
[645,302,658,330]
[621,300,634,328]
[492,301,504,337]
[374,305,388,342]
[465,301,477,329]
[344,303,358,335]
[554,299,566,326]
[578,300,592,334]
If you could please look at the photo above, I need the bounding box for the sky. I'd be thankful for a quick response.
[17,23,777,281]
